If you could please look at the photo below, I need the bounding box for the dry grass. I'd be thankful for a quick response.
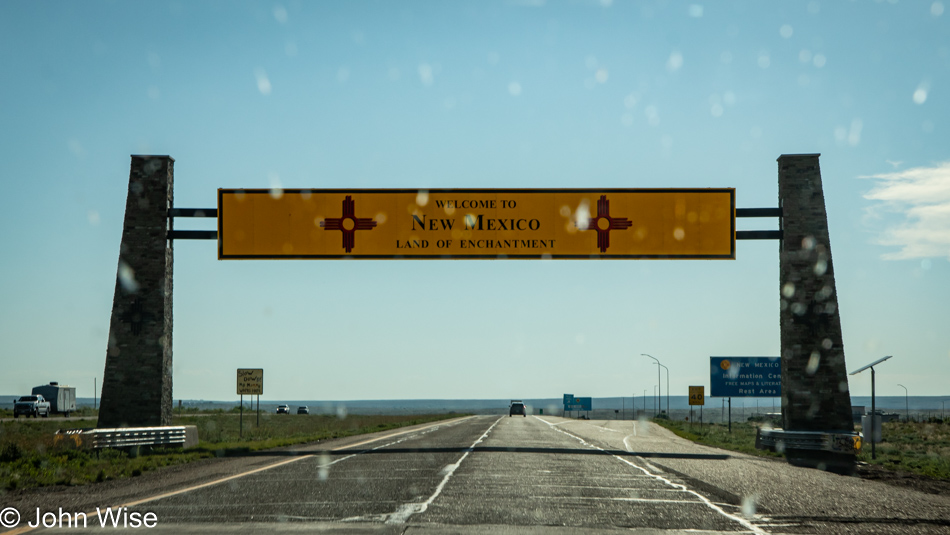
[858,419,950,479]
[0,412,461,490]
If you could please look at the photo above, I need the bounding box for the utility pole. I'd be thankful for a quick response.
[897,384,908,422]
[643,354,667,416]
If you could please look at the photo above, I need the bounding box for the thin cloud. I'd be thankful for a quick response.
[861,162,950,260]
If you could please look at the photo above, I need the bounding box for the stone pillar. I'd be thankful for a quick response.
[97,156,174,428]
[778,154,853,434]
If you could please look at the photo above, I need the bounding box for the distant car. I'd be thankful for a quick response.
[276,404,290,414]
[509,401,526,417]
[297,406,309,415]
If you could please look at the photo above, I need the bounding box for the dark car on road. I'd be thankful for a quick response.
[297,406,309,415]
[509,401,526,417]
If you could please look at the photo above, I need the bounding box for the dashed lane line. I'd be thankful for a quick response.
[3,416,476,535]
[533,416,769,535]
[383,417,502,525]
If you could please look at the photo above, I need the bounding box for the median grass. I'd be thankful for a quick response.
[650,418,783,459]
[652,417,950,480]
[0,411,463,491]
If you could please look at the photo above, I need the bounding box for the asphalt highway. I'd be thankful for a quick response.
[4,415,949,534]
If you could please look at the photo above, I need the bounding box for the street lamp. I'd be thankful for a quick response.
[897,384,908,422]
[642,354,669,416]
[850,356,893,460]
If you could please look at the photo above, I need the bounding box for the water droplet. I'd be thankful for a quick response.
[791,302,807,315]
[802,236,816,250]
[813,53,826,68]
[779,24,794,38]
[318,453,330,481]
[814,259,828,275]
[418,63,434,86]
[913,86,928,105]
[799,49,813,63]
[255,69,272,95]
[508,82,522,96]
[782,282,796,298]
[741,495,757,518]
[932,2,944,17]
[673,227,685,241]
[822,338,833,350]
[595,68,609,83]
[667,51,683,72]
[757,51,770,69]
[273,5,288,23]
[416,190,429,206]
[336,406,347,419]
[624,93,638,109]
[839,381,849,393]
[688,4,703,18]
[575,200,591,230]
[337,67,350,83]
[118,261,139,293]
[806,352,821,375]
[88,210,100,225]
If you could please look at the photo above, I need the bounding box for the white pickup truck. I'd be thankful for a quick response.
[14,394,51,418]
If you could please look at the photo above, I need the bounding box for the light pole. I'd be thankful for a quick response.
[850,356,893,460]
[643,354,668,416]
[659,363,670,415]
[897,384,908,422]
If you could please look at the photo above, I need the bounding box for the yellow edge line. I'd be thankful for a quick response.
[5,416,474,534]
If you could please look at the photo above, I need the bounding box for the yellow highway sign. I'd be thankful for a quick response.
[218,188,735,259]
[689,385,705,406]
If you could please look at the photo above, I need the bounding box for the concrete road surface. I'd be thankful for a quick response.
[2,415,948,534]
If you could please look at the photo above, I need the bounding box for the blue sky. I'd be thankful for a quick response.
[1,0,947,403]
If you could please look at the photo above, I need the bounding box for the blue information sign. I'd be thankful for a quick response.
[563,395,592,411]
[710,357,781,397]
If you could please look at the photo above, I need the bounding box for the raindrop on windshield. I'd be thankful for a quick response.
[118,261,139,293]
[782,282,796,298]
[741,495,757,518]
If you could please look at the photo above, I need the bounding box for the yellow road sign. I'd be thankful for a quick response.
[237,368,263,395]
[218,188,735,259]
[689,385,705,406]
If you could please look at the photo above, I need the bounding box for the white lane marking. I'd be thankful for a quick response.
[3,416,475,535]
[546,423,769,535]
[385,417,502,525]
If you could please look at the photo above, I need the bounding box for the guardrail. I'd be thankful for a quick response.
[755,428,862,455]
[55,426,198,450]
